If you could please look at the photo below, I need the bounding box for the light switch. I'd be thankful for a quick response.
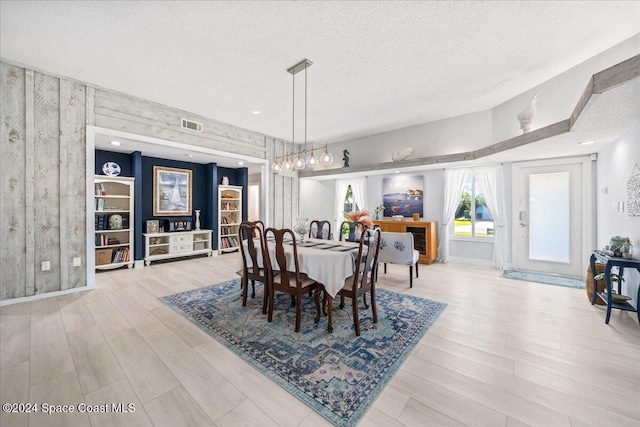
[73,257,82,267]
[41,261,50,271]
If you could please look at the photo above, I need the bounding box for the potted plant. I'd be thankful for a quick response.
[593,272,629,302]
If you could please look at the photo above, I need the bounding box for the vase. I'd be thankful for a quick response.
[108,214,123,230]
[293,218,310,242]
[195,210,201,230]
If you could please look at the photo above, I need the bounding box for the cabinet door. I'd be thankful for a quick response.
[384,223,405,232]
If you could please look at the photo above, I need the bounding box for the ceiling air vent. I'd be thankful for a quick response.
[181,118,203,132]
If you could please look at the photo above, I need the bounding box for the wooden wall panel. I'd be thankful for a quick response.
[60,79,87,289]
[0,60,300,302]
[33,72,61,294]
[0,63,27,300]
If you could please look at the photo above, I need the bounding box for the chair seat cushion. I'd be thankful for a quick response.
[273,272,316,288]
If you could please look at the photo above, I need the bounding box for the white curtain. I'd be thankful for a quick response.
[334,179,350,240]
[437,168,470,263]
[473,165,508,270]
[350,178,368,215]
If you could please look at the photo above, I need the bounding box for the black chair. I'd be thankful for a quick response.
[309,220,332,240]
[264,228,319,332]
[237,223,269,312]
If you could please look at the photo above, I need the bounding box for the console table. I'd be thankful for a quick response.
[589,251,640,325]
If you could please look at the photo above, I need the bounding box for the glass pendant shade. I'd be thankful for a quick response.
[271,161,282,174]
[320,149,333,165]
[282,157,294,171]
[306,152,318,168]
[293,154,306,170]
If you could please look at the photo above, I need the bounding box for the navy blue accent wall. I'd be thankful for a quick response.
[131,151,143,261]
[96,150,246,256]
[205,164,218,248]
[95,150,133,177]
[142,156,209,231]
[236,168,249,222]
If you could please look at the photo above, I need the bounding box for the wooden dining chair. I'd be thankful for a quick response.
[237,223,269,312]
[334,228,381,336]
[309,220,332,240]
[339,221,367,242]
[264,228,319,332]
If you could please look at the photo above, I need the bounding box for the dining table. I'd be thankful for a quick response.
[241,237,362,332]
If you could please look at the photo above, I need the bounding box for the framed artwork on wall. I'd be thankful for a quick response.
[153,166,192,216]
[382,175,424,217]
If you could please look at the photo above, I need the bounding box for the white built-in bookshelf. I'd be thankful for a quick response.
[218,185,242,254]
[94,175,135,270]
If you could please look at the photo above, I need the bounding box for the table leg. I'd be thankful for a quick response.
[605,263,612,324]
[327,294,334,333]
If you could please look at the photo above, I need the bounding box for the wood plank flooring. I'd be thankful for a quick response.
[1,254,639,427]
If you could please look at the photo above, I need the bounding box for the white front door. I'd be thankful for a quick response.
[512,158,592,277]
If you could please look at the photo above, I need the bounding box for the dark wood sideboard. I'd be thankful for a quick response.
[373,220,438,264]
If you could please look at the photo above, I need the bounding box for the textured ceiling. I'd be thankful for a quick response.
[1,1,639,145]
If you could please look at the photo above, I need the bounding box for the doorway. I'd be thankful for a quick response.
[511,157,592,277]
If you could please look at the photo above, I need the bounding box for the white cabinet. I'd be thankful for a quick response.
[218,185,242,254]
[94,175,134,270]
[143,230,213,266]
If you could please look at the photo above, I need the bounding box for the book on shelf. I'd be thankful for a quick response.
[94,183,107,196]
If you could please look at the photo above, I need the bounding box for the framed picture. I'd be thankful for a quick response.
[153,166,192,216]
[146,220,159,234]
[382,175,424,217]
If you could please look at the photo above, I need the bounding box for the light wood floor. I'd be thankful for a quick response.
[1,253,639,427]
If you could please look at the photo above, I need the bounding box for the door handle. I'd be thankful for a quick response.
[519,211,528,227]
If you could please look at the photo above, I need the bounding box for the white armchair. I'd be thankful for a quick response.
[377,232,419,287]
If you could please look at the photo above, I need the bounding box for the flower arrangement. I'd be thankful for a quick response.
[344,210,374,229]
[374,204,385,214]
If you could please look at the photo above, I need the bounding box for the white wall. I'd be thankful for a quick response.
[596,125,640,307]
[298,179,335,224]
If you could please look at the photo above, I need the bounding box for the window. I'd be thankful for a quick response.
[343,185,360,215]
[454,176,494,238]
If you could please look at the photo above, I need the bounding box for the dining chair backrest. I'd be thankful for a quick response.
[309,220,332,240]
[377,232,416,264]
[351,228,381,291]
[339,221,367,242]
[241,220,265,237]
[238,223,266,277]
[264,228,303,289]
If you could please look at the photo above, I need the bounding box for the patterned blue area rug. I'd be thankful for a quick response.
[162,279,446,426]
[502,270,585,289]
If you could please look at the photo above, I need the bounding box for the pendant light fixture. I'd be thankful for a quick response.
[271,59,333,173]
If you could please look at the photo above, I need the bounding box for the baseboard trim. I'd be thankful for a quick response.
[448,256,494,269]
[0,284,93,306]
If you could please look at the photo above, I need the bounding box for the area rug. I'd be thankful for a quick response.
[162,279,446,426]
[501,269,585,289]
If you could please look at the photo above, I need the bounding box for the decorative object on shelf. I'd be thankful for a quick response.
[102,161,121,176]
[374,204,385,220]
[163,218,192,232]
[146,220,159,234]
[293,218,311,242]
[382,175,424,218]
[605,235,631,257]
[391,147,413,162]
[342,150,350,167]
[627,163,640,216]
[413,213,420,221]
[344,210,374,229]
[108,214,123,230]
[621,239,634,259]
[221,176,229,185]
[517,91,539,133]
[194,209,201,230]
[392,215,404,221]
[153,166,192,216]
[270,59,334,174]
